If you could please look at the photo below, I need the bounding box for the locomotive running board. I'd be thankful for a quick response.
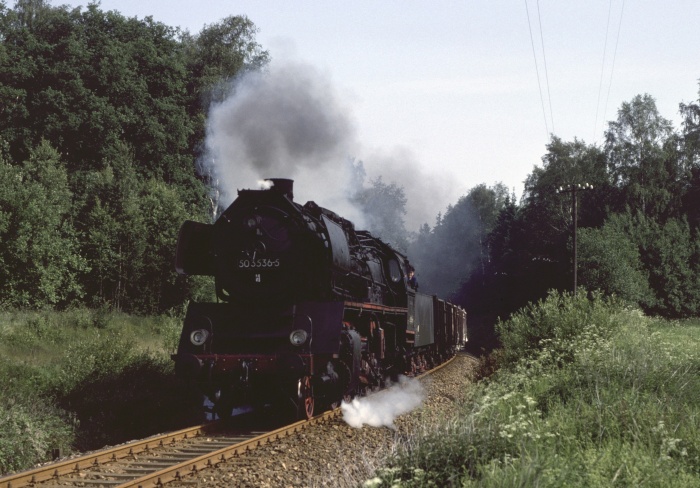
[343,301,407,315]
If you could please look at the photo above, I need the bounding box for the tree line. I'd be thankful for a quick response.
[0,0,267,313]
[410,91,700,327]
[2,0,700,322]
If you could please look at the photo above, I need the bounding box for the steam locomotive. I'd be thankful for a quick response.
[172,178,466,419]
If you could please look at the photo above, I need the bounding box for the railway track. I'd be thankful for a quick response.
[1,355,460,488]
[0,410,339,488]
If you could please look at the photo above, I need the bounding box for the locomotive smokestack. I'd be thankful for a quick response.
[265,178,294,200]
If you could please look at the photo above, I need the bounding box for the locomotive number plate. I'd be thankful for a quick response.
[238,258,281,268]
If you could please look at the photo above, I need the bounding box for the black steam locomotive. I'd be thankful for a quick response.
[172,179,466,419]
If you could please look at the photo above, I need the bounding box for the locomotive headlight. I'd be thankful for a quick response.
[289,329,308,346]
[190,329,210,346]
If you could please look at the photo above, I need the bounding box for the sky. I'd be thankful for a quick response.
[57,0,700,230]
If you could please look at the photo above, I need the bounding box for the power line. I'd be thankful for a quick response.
[526,2,626,146]
[594,0,614,142]
[601,0,626,143]
[536,0,554,135]
[525,0,550,140]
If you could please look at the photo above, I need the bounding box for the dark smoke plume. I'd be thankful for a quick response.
[362,146,461,230]
[202,58,461,232]
[203,60,365,223]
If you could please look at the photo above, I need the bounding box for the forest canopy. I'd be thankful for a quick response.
[427,92,700,323]
[0,0,267,312]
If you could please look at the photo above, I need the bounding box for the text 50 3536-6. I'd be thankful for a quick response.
[238,258,281,268]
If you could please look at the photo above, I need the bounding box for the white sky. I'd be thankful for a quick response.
[58,0,700,229]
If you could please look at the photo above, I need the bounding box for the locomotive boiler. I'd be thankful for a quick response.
[172,178,466,419]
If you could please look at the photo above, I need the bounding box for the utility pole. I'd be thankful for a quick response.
[558,183,593,295]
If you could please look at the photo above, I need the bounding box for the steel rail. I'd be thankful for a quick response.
[0,423,219,488]
[121,356,459,487]
[1,354,465,488]
[118,409,341,488]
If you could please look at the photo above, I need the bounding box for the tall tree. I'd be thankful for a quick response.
[605,94,682,220]
[131,178,192,313]
[523,137,608,252]
[0,1,269,312]
[680,83,700,229]
[451,193,531,319]
[517,137,609,294]
[0,140,86,307]
[182,15,269,111]
[76,143,145,311]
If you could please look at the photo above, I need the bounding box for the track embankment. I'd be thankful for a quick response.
[1,353,477,488]
[168,352,478,488]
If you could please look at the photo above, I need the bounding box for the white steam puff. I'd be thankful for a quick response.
[204,59,363,222]
[341,376,425,429]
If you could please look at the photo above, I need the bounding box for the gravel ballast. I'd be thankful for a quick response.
[169,353,477,488]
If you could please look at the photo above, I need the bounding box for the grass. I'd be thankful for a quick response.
[366,292,700,487]
[0,309,202,475]
[4,298,699,482]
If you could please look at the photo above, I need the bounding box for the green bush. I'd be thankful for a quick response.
[0,309,201,474]
[578,218,654,307]
[0,394,75,474]
[494,290,625,368]
[54,330,137,391]
[367,294,700,487]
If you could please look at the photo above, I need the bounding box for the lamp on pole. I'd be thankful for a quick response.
[557,183,593,295]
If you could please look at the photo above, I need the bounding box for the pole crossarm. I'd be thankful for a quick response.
[556,183,594,294]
